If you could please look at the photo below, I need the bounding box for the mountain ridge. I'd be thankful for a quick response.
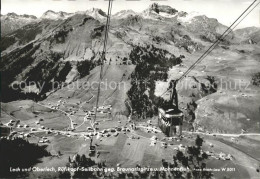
[1,13,38,36]
[1,3,259,100]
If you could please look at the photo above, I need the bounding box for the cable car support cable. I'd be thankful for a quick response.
[93,0,113,127]
[159,0,260,97]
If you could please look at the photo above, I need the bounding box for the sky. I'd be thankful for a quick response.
[1,0,260,28]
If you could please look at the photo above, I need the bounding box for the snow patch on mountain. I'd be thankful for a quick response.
[177,11,202,23]
[141,3,178,20]
[41,10,73,20]
[1,13,37,21]
[77,8,107,21]
[1,13,38,36]
[112,10,137,19]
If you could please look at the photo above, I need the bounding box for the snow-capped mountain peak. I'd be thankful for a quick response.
[6,12,19,17]
[76,8,107,21]
[2,13,37,20]
[41,10,73,20]
[86,8,107,20]
[1,13,38,36]
[177,11,202,23]
[141,3,178,19]
[112,10,137,19]
[149,3,178,15]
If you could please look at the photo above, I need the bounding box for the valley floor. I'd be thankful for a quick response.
[1,98,260,178]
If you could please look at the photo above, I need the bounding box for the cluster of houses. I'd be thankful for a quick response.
[39,136,49,143]
[6,119,17,127]
[82,126,132,141]
[93,105,112,114]
[211,152,233,161]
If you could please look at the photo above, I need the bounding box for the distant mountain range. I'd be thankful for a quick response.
[1,3,259,102]
[2,3,259,37]
[1,13,38,36]
[41,10,73,20]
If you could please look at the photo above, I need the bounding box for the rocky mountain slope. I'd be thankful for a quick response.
[1,4,260,179]
[0,3,227,100]
[234,27,260,44]
[1,13,38,36]
[1,3,260,133]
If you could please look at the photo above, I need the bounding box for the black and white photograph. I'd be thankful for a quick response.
[1,0,260,178]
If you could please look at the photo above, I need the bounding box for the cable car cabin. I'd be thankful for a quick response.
[89,146,96,157]
[158,105,183,137]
